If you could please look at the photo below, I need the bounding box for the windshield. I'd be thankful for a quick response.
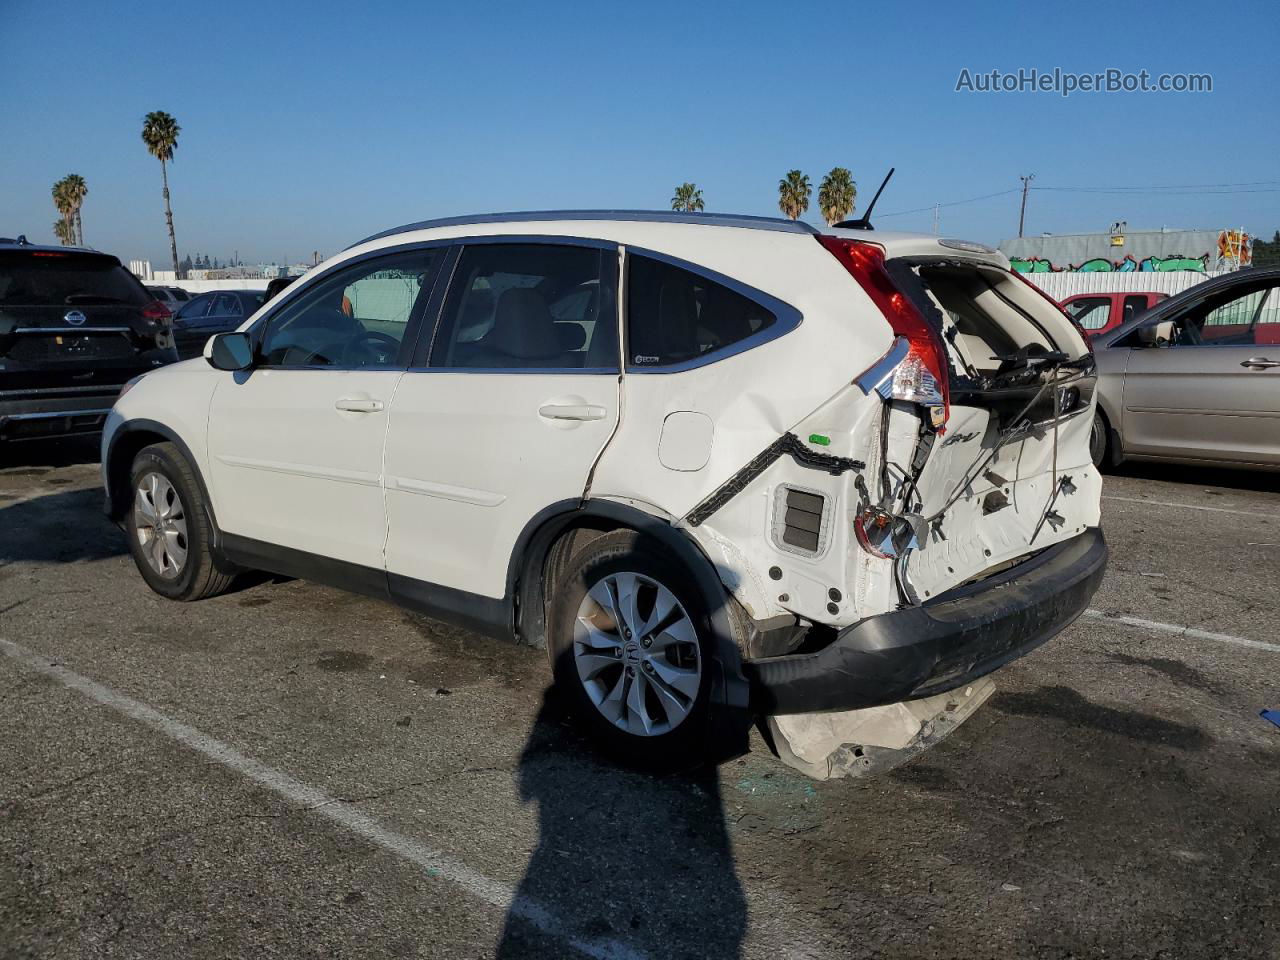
[0,252,150,307]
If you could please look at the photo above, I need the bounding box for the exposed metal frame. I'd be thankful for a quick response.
[351,210,819,248]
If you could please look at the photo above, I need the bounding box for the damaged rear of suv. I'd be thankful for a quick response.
[723,232,1107,725]
[103,211,1104,770]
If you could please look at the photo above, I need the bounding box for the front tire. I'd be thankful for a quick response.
[1089,411,1109,469]
[546,530,717,768]
[127,442,236,601]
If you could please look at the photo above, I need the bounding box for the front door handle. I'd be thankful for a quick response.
[538,403,607,421]
[1241,357,1280,369]
[335,397,385,413]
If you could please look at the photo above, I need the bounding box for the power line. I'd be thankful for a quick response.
[877,189,1020,219]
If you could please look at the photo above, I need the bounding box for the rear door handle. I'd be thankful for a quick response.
[538,403,607,421]
[335,397,385,413]
[1241,357,1280,369]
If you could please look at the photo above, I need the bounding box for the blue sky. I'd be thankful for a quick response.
[3,0,1277,265]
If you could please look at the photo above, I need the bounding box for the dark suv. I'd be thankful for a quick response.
[0,238,177,442]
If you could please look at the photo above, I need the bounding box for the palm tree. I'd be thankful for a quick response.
[62,174,88,245]
[51,178,75,246]
[818,167,857,226]
[671,182,705,212]
[777,170,811,220]
[141,111,182,277]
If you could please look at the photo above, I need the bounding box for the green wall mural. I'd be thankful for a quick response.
[1010,253,1208,274]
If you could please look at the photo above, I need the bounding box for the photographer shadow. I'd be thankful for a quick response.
[497,693,747,959]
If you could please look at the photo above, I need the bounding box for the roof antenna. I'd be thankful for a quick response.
[834,167,894,230]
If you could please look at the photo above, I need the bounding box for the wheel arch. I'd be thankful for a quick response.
[105,420,221,546]
[509,498,751,758]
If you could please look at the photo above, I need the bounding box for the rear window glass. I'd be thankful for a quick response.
[0,253,149,307]
[626,256,776,368]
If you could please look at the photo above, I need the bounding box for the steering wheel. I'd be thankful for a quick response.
[341,330,401,366]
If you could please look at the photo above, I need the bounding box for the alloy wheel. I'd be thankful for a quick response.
[134,471,189,579]
[573,572,702,737]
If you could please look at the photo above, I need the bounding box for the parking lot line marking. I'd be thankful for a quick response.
[0,638,646,960]
[1102,495,1277,520]
[1082,609,1280,654]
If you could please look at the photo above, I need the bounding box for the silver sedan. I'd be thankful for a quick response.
[1091,266,1280,471]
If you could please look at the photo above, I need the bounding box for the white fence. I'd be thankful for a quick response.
[1020,269,1226,302]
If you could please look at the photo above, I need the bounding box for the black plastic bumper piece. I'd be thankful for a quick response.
[748,528,1108,715]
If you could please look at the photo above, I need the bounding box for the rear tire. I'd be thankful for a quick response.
[127,442,237,601]
[546,529,720,769]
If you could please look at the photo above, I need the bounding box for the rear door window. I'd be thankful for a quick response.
[429,243,617,371]
[176,295,213,320]
[212,293,241,317]
[1122,295,1151,324]
[625,255,777,369]
[0,252,149,307]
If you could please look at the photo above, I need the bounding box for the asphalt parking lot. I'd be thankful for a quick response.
[1,439,1277,960]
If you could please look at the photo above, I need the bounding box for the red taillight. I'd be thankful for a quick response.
[818,235,950,429]
[1008,268,1094,355]
[142,300,171,323]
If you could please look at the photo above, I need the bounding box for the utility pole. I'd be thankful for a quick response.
[933,203,940,235]
[1018,174,1035,238]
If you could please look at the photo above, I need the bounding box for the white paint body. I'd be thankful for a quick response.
[104,216,1100,633]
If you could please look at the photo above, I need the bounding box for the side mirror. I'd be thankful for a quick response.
[205,331,255,371]
[1137,320,1175,347]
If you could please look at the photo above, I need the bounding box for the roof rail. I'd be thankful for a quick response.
[351,209,819,248]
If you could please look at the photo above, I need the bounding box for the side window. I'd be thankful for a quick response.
[1176,285,1277,346]
[626,255,778,368]
[1064,296,1111,331]
[212,293,240,317]
[176,295,212,321]
[259,249,437,368]
[431,244,617,370]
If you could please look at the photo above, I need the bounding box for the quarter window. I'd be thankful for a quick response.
[259,250,437,368]
[431,244,617,370]
[626,255,777,368]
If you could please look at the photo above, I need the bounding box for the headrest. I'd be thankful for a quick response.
[490,288,561,359]
[554,321,587,351]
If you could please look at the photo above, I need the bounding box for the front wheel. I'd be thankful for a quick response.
[1089,412,1109,469]
[546,530,716,768]
[127,442,237,601]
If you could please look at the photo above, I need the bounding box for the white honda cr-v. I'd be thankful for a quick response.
[102,211,1106,765]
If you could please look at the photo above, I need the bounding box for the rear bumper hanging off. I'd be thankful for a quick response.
[747,527,1108,714]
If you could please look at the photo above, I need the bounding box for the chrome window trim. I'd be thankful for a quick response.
[0,407,112,422]
[403,367,618,376]
[13,326,134,334]
[621,246,803,374]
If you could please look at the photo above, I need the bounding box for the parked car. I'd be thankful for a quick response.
[0,239,176,443]
[1061,291,1166,338]
[101,211,1106,765]
[170,289,265,360]
[147,285,192,314]
[1091,266,1280,470]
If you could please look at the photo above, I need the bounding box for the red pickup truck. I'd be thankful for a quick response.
[1060,291,1167,338]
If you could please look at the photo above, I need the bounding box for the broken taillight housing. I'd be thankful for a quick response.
[818,235,950,429]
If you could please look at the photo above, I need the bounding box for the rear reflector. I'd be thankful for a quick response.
[818,235,950,429]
